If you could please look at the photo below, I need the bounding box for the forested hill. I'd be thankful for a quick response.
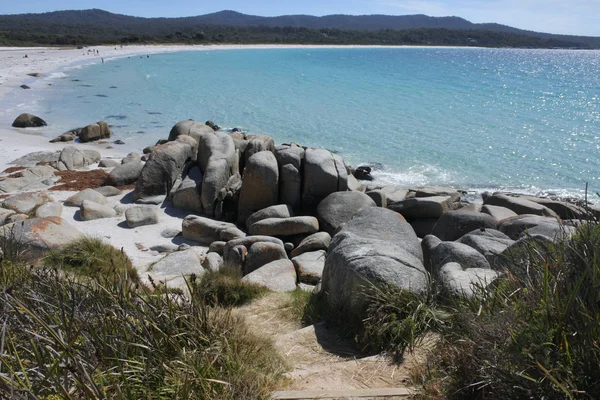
[1,9,599,48]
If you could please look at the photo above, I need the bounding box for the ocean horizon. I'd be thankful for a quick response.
[4,46,600,200]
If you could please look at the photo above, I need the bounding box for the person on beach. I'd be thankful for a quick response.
[102,58,104,63]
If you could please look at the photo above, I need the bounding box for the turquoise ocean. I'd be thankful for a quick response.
[6,47,600,199]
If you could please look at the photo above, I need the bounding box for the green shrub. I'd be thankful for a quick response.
[44,236,140,284]
[191,268,269,307]
[415,222,600,399]
[0,261,286,399]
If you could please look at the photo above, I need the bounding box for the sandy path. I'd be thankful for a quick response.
[234,292,428,398]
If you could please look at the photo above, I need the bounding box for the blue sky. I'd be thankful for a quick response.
[2,0,599,36]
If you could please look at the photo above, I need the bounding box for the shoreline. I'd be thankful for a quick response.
[0,44,595,201]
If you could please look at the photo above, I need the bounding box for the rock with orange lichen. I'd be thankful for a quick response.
[0,216,83,259]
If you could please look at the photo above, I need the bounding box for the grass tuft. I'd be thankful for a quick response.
[44,236,140,285]
[191,268,269,307]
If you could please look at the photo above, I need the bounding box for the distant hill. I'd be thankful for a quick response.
[1,9,598,48]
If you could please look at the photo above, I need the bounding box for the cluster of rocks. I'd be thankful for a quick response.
[11,113,112,144]
[4,115,600,318]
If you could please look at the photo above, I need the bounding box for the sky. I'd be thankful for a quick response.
[2,0,599,37]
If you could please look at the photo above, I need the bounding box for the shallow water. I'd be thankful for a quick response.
[11,47,600,198]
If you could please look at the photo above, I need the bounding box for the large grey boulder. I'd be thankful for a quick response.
[322,207,427,320]
[484,194,558,218]
[94,186,122,197]
[290,231,331,257]
[430,241,491,272]
[520,196,587,220]
[149,248,205,279]
[222,236,285,271]
[246,204,293,228]
[410,186,461,201]
[106,162,143,186]
[125,206,159,228]
[438,262,500,298]
[9,151,59,168]
[302,148,348,209]
[12,113,47,128]
[79,120,111,142]
[481,205,518,221]
[431,210,497,241]
[202,252,223,272]
[35,201,63,218]
[316,191,376,235]
[238,151,279,225]
[292,250,326,284]
[0,217,82,259]
[134,136,197,200]
[457,229,514,266]
[56,146,101,171]
[182,215,245,245]
[244,241,288,274]
[80,200,116,221]
[121,152,141,165]
[380,186,408,205]
[172,166,203,213]
[64,189,107,207]
[275,145,304,170]
[241,135,275,168]
[410,218,439,238]
[3,191,54,214]
[279,164,302,209]
[388,196,454,220]
[20,165,55,181]
[168,120,215,148]
[498,214,569,240]
[421,234,442,271]
[197,132,237,217]
[98,159,120,168]
[248,216,319,237]
[365,189,387,208]
[242,259,297,292]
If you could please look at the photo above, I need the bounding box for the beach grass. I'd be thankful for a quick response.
[0,240,286,399]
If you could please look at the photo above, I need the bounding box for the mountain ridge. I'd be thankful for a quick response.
[1,8,598,48]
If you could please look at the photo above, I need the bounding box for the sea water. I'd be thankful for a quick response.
[10,47,600,199]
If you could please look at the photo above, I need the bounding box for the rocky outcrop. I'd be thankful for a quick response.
[106,162,144,186]
[498,214,572,240]
[438,262,500,298]
[388,196,454,220]
[79,120,111,142]
[246,204,293,228]
[430,241,491,272]
[316,191,376,235]
[56,146,101,171]
[290,231,331,257]
[0,217,82,259]
[292,250,326,284]
[168,120,215,148]
[481,205,518,221]
[182,215,245,245]
[80,200,116,221]
[242,259,297,292]
[457,229,514,266]
[275,145,304,209]
[134,136,197,200]
[321,207,427,321]
[197,131,237,217]
[222,236,285,272]
[302,148,348,209]
[3,191,54,214]
[125,206,159,227]
[12,113,47,128]
[171,166,203,213]
[484,194,558,218]
[149,248,205,280]
[431,210,497,241]
[248,216,319,237]
[238,151,279,225]
[65,189,107,207]
[244,241,288,274]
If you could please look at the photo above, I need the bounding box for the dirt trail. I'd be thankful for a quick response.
[234,292,432,398]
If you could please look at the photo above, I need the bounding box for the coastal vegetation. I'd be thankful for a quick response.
[0,9,597,48]
[0,239,286,399]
